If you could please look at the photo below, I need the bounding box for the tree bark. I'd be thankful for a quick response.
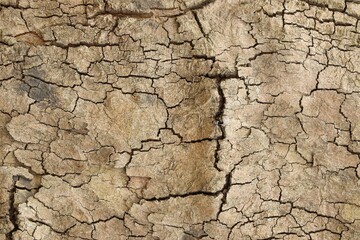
[1,0,360,239]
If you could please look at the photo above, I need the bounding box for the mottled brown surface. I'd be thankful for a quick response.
[1,0,360,239]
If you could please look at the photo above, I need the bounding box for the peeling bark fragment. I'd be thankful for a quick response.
[67,46,103,73]
[72,91,167,152]
[130,195,222,227]
[127,142,225,199]
[167,77,221,141]
[0,80,35,114]
[6,114,57,144]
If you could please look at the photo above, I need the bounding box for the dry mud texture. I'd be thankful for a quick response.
[1,0,360,239]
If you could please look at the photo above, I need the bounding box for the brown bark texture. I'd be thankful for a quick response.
[1,0,360,239]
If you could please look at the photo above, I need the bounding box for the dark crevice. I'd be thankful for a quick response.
[192,11,207,38]
[144,190,220,202]
[213,77,226,171]
[6,176,19,240]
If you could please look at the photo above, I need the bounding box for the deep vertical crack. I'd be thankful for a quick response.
[214,77,226,171]
[6,176,19,240]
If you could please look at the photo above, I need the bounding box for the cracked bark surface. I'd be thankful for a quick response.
[1,0,360,239]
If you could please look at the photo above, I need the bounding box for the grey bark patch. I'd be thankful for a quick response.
[23,67,47,81]
[17,82,30,92]
[24,77,57,103]
[22,69,57,103]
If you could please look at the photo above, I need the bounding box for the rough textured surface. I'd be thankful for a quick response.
[1,0,360,239]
